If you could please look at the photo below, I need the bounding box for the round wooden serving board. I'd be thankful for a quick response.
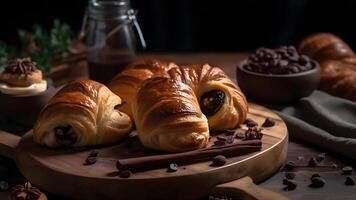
[0,103,288,200]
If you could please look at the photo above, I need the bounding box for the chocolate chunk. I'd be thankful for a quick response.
[211,155,227,167]
[89,150,99,157]
[214,140,226,146]
[200,90,225,117]
[119,170,132,178]
[243,118,254,125]
[283,161,296,171]
[167,163,178,172]
[283,178,297,191]
[316,153,326,162]
[0,180,9,191]
[54,125,77,146]
[262,117,275,127]
[285,172,296,180]
[345,177,355,186]
[342,166,353,175]
[310,177,326,188]
[308,157,318,167]
[226,136,234,144]
[84,156,97,165]
[246,121,258,127]
[216,136,227,141]
[311,173,321,179]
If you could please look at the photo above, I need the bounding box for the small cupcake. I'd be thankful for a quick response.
[0,58,47,95]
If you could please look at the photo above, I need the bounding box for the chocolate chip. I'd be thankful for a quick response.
[89,150,99,157]
[211,155,226,167]
[262,117,275,127]
[214,140,226,146]
[216,136,227,141]
[316,153,326,162]
[167,163,178,172]
[84,156,97,165]
[345,177,355,186]
[119,170,132,178]
[342,166,353,175]
[282,178,297,191]
[308,157,318,167]
[285,172,296,180]
[246,121,258,127]
[311,173,321,179]
[310,177,326,188]
[283,161,296,171]
[200,90,225,117]
[0,180,9,191]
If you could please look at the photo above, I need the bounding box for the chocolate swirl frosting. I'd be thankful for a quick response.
[4,58,38,75]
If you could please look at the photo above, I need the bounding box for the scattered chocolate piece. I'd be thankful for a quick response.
[213,140,226,146]
[262,117,275,127]
[226,136,234,144]
[211,155,227,167]
[89,150,99,157]
[167,163,178,172]
[243,118,254,124]
[316,153,326,162]
[308,157,318,167]
[345,177,355,186]
[284,161,296,171]
[244,127,263,140]
[283,178,297,191]
[246,121,258,127]
[310,177,326,188]
[119,170,132,178]
[342,166,353,175]
[216,136,227,141]
[234,130,245,139]
[84,156,97,165]
[285,172,296,180]
[311,173,321,179]
[0,180,9,191]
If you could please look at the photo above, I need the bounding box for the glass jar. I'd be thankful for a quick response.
[82,0,145,83]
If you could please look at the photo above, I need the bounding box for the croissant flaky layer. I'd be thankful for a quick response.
[109,59,248,152]
[33,80,132,147]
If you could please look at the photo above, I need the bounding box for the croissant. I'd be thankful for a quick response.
[110,60,248,152]
[133,77,209,152]
[299,33,356,101]
[108,59,178,119]
[33,80,132,147]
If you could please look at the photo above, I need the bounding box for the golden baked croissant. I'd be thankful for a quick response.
[33,80,132,147]
[133,77,209,152]
[110,60,248,152]
[108,59,178,119]
[299,33,356,101]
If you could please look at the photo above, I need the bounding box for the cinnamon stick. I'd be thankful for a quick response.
[116,140,262,172]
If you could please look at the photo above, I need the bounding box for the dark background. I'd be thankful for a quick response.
[1,0,356,52]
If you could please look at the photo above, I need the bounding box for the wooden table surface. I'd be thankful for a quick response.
[0,53,355,200]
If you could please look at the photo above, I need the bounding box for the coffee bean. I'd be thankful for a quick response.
[167,163,178,172]
[0,180,9,191]
[342,166,353,175]
[84,156,97,165]
[316,153,326,162]
[308,157,318,167]
[283,161,296,171]
[119,170,132,178]
[345,177,355,186]
[211,155,227,167]
[285,172,296,180]
[310,177,326,188]
[282,178,297,191]
[262,117,275,127]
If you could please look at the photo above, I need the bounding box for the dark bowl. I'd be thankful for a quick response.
[236,60,321,104]
[0,85,56,127]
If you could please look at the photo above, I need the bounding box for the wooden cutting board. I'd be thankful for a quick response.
[0,103,289,200]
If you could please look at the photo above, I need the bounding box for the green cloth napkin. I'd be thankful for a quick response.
[270,90,356,159]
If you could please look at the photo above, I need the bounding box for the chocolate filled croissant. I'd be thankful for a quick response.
[110,60,248,152]
[133,77,209,152]
[299,33,356,101]
[33,80,132,147]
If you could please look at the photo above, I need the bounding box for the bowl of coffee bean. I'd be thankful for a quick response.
[236,46,320,103]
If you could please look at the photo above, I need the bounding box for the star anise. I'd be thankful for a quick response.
[9,182,45,200]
